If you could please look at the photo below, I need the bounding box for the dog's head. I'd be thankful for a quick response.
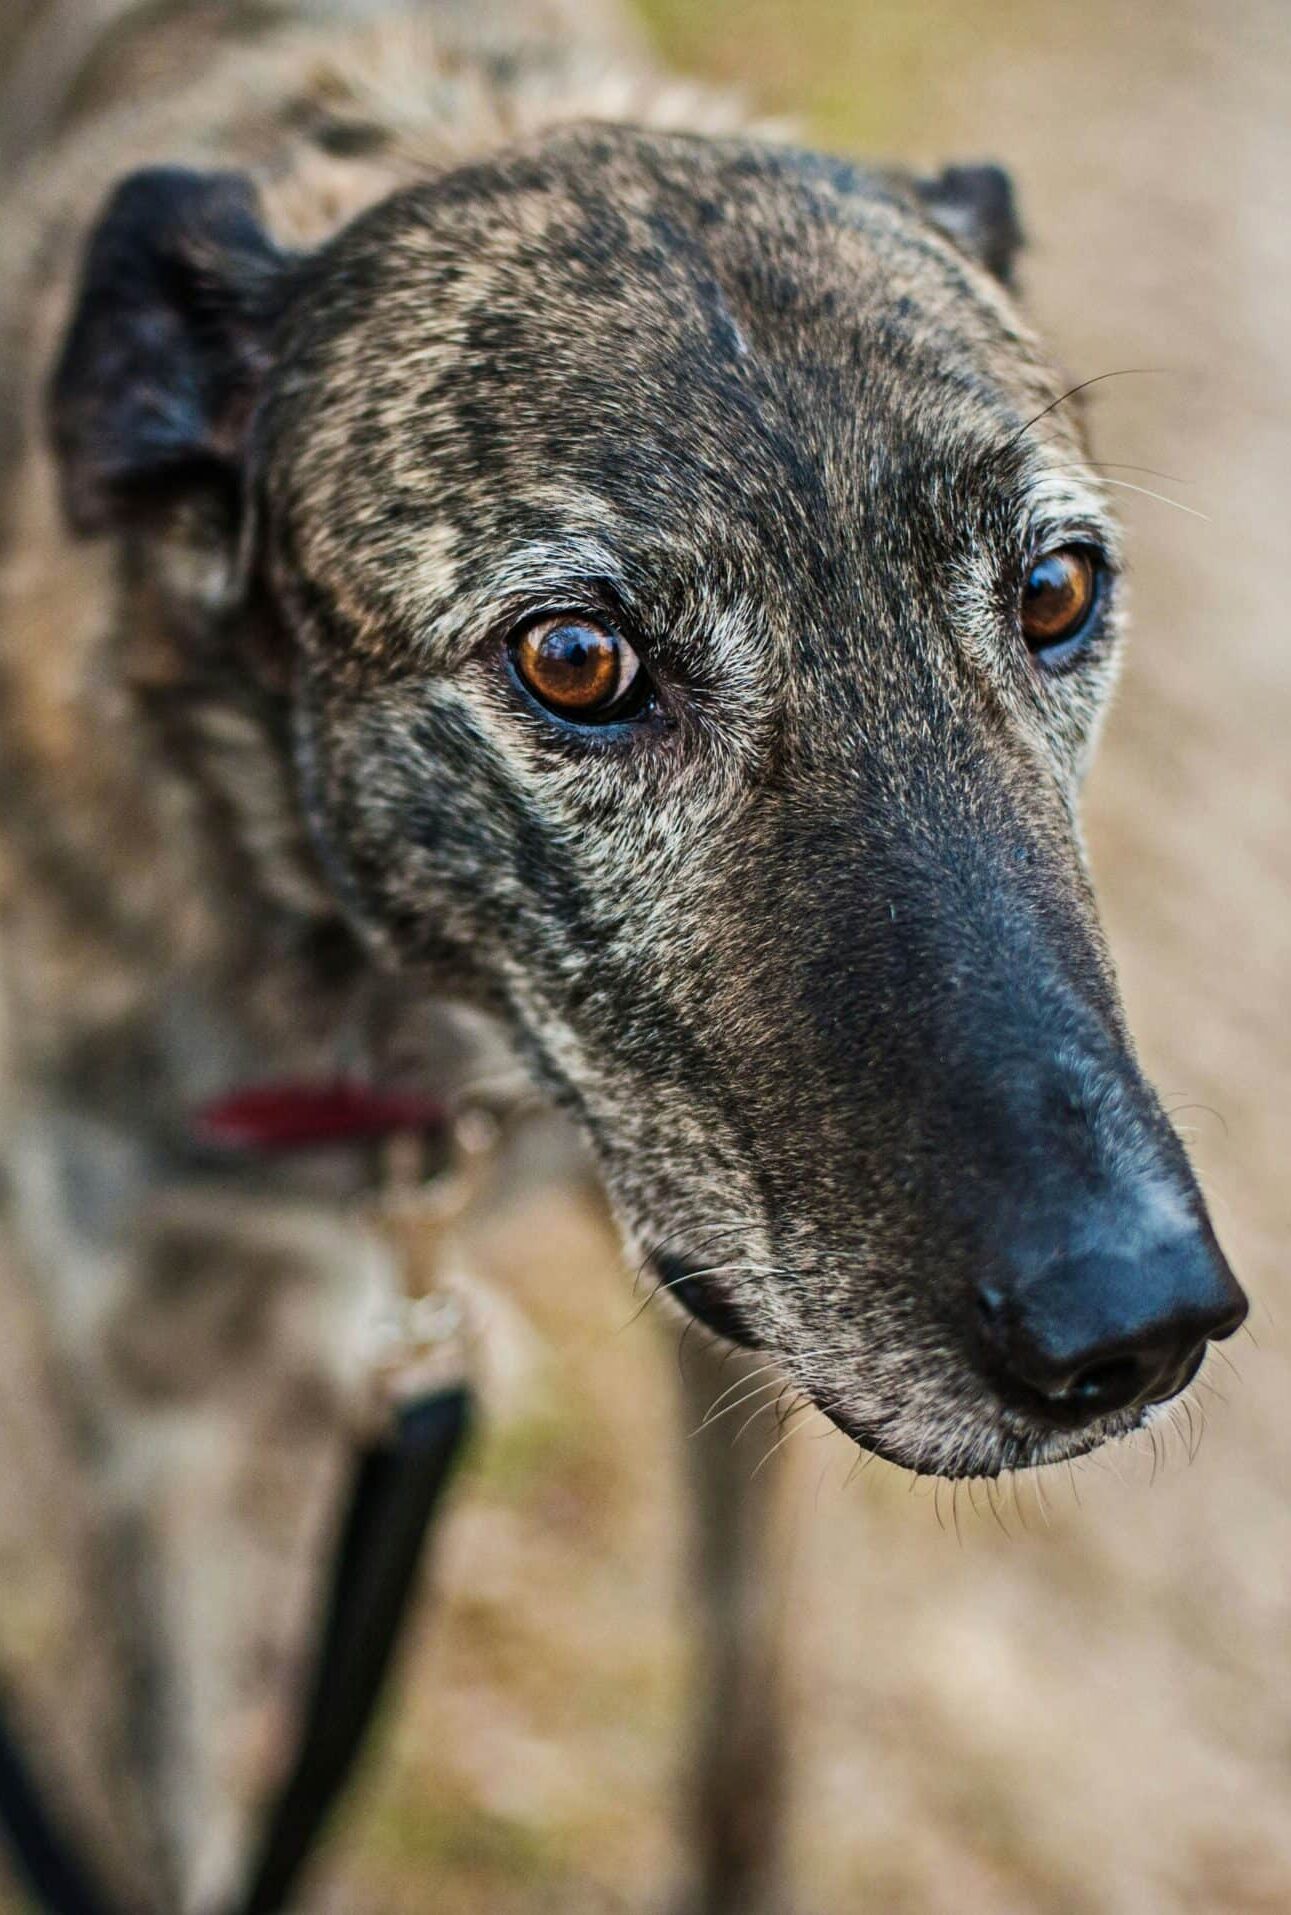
[50,124,1245,1477]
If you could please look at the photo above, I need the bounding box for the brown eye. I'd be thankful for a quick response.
[512,616,645,720]
[1020,546,1100,655]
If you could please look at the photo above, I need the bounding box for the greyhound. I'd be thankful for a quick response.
[0,0,1247,1908]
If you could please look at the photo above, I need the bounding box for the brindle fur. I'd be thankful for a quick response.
[0,0,1237,1907]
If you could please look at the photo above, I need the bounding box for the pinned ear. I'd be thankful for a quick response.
[916,163,1023,286]
[49,166,289,536]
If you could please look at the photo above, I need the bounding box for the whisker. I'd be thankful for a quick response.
[1010,1471,1031,1535]
[1162,1098,1230,1137]
[695,1375,787,1435]
[694,1359,784,1426]
[690,1343,838,1434]
[751,1400,815,1479]
[1182,1396,1205,1464]
[630,1220,760,1293]
[733,1394,781,1445]
[985,1476,1012,1539]
[995,367,1166,460]
[1078,459,1196,486]
[620,1254,768,1330]
[1081,474,1210,521]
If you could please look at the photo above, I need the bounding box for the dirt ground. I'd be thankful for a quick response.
[4,2,1290,1911]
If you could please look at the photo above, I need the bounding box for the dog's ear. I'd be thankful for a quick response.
[916,163,1022,285]
[50,167,289,537]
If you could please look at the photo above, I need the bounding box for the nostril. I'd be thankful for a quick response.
[1061,1353,1145,1413]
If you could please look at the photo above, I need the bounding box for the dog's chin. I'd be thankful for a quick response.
[823,1400,1146,1482]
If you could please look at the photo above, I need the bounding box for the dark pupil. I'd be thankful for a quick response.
[1027,553,1073,606]
[538,624,613,702]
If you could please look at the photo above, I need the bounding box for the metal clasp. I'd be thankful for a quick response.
[362,1108,503,1422]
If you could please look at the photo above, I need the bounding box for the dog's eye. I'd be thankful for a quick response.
[1020,546,1101,659]
[511,616,645,721]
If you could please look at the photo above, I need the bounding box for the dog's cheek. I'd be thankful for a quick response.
[289,683,600,1010]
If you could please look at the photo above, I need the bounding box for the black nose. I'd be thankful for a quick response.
[977,1227,1247,1425]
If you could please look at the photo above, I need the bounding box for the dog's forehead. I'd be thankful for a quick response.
[268,126,1082,653]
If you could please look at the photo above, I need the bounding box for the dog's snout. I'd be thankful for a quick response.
[976,1224,1247,1426]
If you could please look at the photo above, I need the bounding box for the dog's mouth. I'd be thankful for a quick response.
[653,1253,761,1350]
[652,1252,1154,1482]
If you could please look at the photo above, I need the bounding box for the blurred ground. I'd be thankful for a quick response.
[5,2,1291,1911]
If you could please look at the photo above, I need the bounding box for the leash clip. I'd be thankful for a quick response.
[362,1107,502,1424]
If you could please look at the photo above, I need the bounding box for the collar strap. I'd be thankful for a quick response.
[191,1082,449,1158]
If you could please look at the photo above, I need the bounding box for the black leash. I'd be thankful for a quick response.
[0,1696,123,1915]
[0,1384,473,1915]
[240,1384,472,1915]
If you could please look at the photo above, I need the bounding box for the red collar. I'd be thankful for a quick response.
[192,1081,449,1157]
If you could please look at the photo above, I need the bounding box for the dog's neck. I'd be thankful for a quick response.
[0,0,666,184]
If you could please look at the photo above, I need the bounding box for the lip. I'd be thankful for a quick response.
[652,1254,760,1349]
[827,1401,1137,1481]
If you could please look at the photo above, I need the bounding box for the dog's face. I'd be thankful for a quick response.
[51,125,1245,1477]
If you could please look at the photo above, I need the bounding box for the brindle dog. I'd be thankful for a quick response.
[0,0,1247,1908]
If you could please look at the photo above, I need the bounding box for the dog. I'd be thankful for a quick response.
[0,0,1248,1907]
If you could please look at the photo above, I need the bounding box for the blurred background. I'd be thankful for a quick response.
[2,2,1289,1911]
